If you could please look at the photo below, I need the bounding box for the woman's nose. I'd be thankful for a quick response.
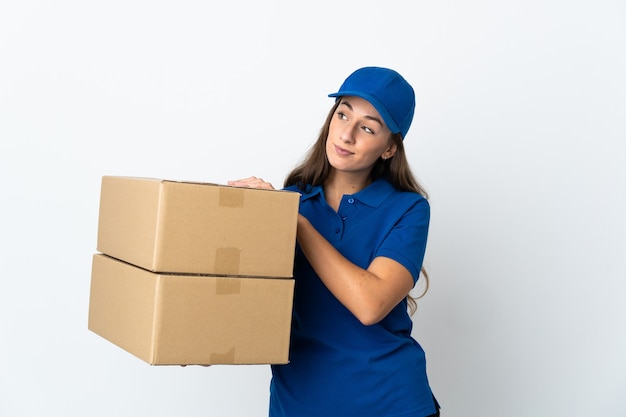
[339,123,356,143]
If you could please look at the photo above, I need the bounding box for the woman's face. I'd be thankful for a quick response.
[326,96,396,177]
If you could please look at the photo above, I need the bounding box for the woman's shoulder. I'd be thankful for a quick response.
[282,183,322,201]
[389,189,429,215]
[373,178,428,205]
[283,184,302,193]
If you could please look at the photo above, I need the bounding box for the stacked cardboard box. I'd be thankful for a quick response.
[88,176,300,365]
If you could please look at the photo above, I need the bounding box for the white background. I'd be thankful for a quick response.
[1,1,625,416]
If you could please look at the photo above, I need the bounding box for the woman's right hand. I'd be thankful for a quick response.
[227,176,275,190]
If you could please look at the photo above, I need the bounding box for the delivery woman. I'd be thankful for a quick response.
[229,66,440,417]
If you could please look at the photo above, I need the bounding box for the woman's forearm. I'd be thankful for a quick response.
[296,214,413,325]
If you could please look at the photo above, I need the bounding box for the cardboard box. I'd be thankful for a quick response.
[96,176,299,277]
[88,254,295,365]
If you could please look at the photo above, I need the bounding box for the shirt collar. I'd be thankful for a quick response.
[299,184,323,202]
[352,178,395,208]
[299,178,395,208]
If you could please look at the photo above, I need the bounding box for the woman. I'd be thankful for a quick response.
[229,67,439,417]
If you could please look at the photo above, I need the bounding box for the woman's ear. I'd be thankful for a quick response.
[382,142,398,160]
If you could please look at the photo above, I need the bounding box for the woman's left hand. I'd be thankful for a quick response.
[227,176,275,190]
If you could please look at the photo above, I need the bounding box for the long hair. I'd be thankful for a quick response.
[285,101,430,315]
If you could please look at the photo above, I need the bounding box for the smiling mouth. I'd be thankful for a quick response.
[334,144,354,156]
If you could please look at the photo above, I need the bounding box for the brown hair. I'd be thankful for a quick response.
[284,101,430,315]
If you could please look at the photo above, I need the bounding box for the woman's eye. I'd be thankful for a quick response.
[362,126,374,134]
[337,112,347,120]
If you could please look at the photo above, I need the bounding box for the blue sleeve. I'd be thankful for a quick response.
[375,198,430,284]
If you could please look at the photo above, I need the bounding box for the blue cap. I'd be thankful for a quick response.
[328,67,415,139]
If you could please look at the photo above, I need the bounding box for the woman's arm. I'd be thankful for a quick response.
[296,214,414,326]
[228,176,415,325]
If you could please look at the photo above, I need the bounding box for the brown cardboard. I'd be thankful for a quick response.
[88,254,294,365]
[96,176,299,277]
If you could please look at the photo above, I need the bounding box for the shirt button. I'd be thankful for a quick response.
[341,216,348,221]
[347,198,354,204]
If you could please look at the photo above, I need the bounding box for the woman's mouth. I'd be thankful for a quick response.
[334,144,353,156]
